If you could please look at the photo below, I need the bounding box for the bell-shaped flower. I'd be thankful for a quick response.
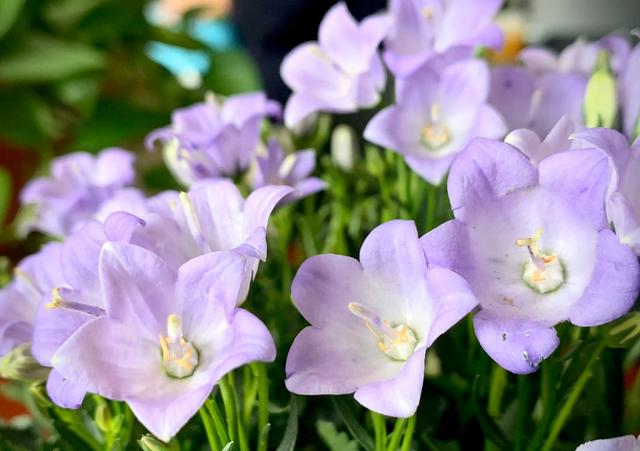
[570,128,640,255]
[383,0,503,77]
[421,138,640,374]
[0,243,65,357]
[285,220,476,417]
[280,2,389,127]
[365,59,505,185]
[519,34,630,78]
[20,148,135,237]
[251,139,326,203]
[489,65,587,136]
[51,243,275,442]
[146,92,280,185]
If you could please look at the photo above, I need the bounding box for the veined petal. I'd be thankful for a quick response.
[47,369,87,409]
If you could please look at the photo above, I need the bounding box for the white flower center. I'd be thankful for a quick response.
[421,103,451,152]
[159,314,198,378]
[347,302,417,361]
[516,228,565,294]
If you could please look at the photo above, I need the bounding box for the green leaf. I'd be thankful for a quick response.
[43,0,105,29]
[583,50,618,128]
[0,0,25,40]
[0,167,11,227]
[275,395,299,451]
[205,50,262,95]
[0,34,105,84]
[317,420,359,451]
[0,90,58,148]
[332,397,374,451]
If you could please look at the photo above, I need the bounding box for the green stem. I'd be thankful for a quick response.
[540,342,605,451]
[227,374,250,451]
[400,415,416,451]
[370,412,387,451]
[218,376,238,444]
[255,363,270,451]
[425,184,438,231]
[514,375,530,451]
[199,408,221,451]
[205,398,230,445]
[386,418,407,451]
[527,361,559,451]
[485,365,508,451]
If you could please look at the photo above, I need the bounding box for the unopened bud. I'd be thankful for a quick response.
[138,434,173,451]
[331,125,359,171]
[0,343,50,381]
[95,403,112,433]
[584,50,618,128]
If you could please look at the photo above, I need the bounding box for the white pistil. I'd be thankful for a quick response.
[347,302,417,361]
[159,313,198,379]
[421,103,451,151]
[516,228,565,294]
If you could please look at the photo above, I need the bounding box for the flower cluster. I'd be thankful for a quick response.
[1,1,640,448]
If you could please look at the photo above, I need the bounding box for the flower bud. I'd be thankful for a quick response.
[95,403,112,433]
[0,343,50,381]
[138,434,174,451]
[584,50,618,128]
[331,125,359,171]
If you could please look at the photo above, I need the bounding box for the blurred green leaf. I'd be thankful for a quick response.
[43,0,105,29]
[317,420,359,451]
[204,50,262,95]
[0,33,105,84]
[0,167,11,227]
[0,90,57,148]
[0,0,25,40]
[276,396,300,451]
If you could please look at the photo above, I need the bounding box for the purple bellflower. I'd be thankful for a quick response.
[21,148,136,237]
[421,138,640,374]
[280,2,389,128]
[489,65,587,137]
[570,128,640,255]
[0,243,65,357]
[285,220,476,417]
[576,435,640,451]
[51,242,275,441]
[146,92,280,185]
[519,34,630,78]
[383,0,503,77]
[252,139,326,202]
[365,58,506,185]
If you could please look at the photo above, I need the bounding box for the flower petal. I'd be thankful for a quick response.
[47,369,87,409]
[569,230,640,326]
[420,219,472,276]
[353,348,426,417]
[473,310,559,374]
[538,148,610,230]
[447,138,537,218]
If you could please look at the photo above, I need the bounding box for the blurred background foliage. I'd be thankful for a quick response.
[0,0,261,251]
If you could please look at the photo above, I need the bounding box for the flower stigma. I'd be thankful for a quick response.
[421,103,451,151]
[516,228,565,294]
[347,302,417,361]
[159,313,199,378]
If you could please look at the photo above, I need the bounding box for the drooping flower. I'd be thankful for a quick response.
[251,139,325,202]
[504,115,578,165]
[421,138,640,374]
[383,0,503,77]
[285,220,476,416]
[576,435,640,451]
[570,128,640,255]
[280,2,389,128]
[0,243,65,357]
[146,92,280,185]
[51,242,275,441]
[365,59,506,185]
[21,148,136,237]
